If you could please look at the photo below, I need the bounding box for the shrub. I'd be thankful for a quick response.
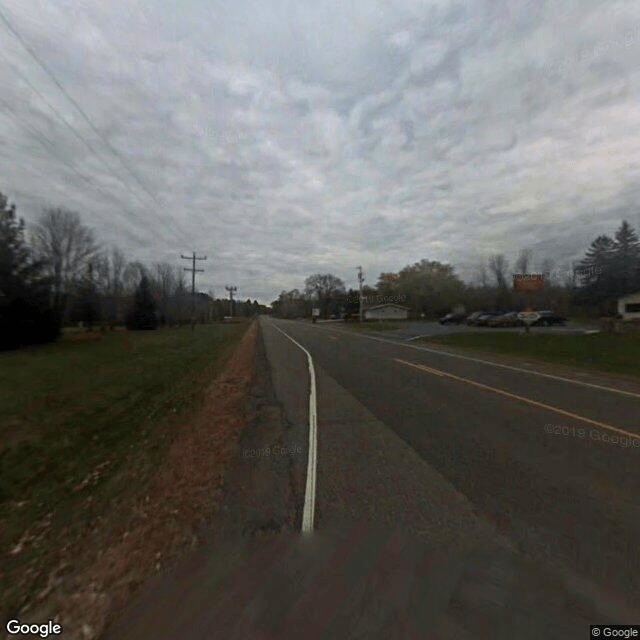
[0,296,61,350]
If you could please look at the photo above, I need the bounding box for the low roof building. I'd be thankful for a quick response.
[364,303,411,320]
[617,291,640,321]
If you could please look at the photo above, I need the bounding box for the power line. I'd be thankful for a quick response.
[0,96,170,246]
[225,285,237,317]
[0,3,193,246]
[181,251,207,329]
[0,5,160,205]
[2,53,158,212]
[181,251,207,296]
[0,68,191,245]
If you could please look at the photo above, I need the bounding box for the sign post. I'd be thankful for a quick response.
[517,310,540,334]
[513,274,544,335]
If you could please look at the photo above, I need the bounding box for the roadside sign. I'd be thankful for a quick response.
[312,308,320,317]
[518,311,540,325]
[513,274,544,291]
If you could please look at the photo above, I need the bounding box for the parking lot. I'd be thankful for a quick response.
[366,320,602,341]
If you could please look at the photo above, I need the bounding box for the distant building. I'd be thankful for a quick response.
[617,291,640,321]
[364,303,410,321]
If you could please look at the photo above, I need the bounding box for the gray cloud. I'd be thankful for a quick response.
[1,0,640,301]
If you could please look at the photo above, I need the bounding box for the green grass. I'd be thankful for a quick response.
[417,331,640,379]
[0,321,249,614]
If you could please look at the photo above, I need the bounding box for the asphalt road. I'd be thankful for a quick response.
[106,317,640,640]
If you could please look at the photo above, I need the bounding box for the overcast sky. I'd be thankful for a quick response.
[2,0,640,303]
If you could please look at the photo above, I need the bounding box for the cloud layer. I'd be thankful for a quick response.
[2,0,640,301]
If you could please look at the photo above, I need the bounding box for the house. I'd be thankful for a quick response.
[364,303,410,321]
[617,291,640,321]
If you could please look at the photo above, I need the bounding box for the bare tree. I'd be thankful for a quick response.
[488,254,510,289]
[154,262,176,300]
[474,262,489,287]
[111,247,126,295]
[31,207,99,313]
[540,257,555,284]
[304,273,345,318]
[92,247,128,328]
[151,262,181,325]
[514,249,532,275]
[174,267,187,295]
[92,251,111,295]
[122,261,148,294]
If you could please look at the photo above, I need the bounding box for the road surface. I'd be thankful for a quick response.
[105,317,640,640]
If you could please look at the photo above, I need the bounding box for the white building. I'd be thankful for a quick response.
[617,291,640,321]
[364,303,410,321]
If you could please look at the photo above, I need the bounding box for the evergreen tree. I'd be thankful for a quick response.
[612,220,640,296]
[125,275,159,330]
[0,192,61,349]
[576,234,617,307]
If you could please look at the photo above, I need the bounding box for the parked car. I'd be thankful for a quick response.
[532,310,567,326]
[487,311,523,327]
[465,311,486,325]
[486,313,507,327]
[476,313,498,326]
[439,312,467,325]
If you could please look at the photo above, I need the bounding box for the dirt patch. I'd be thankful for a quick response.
[7,320,259,640]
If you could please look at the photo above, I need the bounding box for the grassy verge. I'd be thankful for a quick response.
[342,321,402,332]
[0,321,250,615]
[417,331,640,380]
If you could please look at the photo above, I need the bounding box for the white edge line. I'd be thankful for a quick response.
[312,324,640,400]
[269,321,317,533]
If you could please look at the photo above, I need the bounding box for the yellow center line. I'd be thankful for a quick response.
[395,358,640,442]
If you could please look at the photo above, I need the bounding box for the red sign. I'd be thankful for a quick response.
[513,274,544,291]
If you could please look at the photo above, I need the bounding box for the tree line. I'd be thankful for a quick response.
[0,192,267,350]
[272,220,640,320]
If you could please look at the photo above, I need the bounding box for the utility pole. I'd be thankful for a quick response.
[181,251,207,329]
[86,260,94,332]
[357,266,364,323]
[225,285,237,318]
